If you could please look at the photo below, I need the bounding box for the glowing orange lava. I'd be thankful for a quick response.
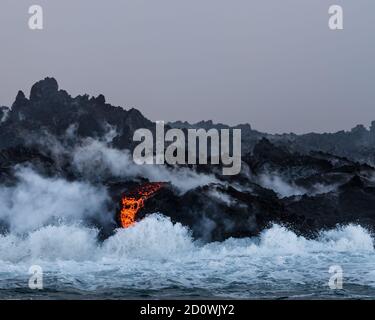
[120,182,164,228]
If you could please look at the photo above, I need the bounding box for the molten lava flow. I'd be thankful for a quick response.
[120,182,165,228]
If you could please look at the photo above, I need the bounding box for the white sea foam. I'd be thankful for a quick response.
[0,214,373,262]
[0,214,374,297]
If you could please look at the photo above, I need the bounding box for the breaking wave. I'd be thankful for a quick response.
[0,214,374,298]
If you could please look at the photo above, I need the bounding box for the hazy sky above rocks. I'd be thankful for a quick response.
[0,0,374,134]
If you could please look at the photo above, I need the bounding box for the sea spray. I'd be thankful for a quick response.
[0,214,374,298]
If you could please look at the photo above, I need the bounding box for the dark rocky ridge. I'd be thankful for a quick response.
[170,120,375,165]
[0,77,155,151]
[1,78,375,241]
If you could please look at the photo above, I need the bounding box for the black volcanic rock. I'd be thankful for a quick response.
[0,77,154,150]
[138,183,287,241]
[251,138,290,163]
[118,138,375,240]
[246,138,333,180]
[0,106,9,122]
[339,175,365,190]
[285,178,375,234]
[171,116,375,165]
[1,78,375,241]
[0,146,65,185]
[169,120,260,155]
[94,94,106,105]
[12,90,28,107]
[30,77,59,101]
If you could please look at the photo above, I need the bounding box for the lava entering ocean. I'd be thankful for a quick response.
[119,182,165,228]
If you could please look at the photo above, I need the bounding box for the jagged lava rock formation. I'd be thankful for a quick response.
[1,78,375,241]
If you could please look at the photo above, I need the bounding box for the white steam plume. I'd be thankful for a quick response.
[72,139,219,193]
[0,167,111,234]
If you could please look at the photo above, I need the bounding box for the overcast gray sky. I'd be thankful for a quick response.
[0,0,374,133]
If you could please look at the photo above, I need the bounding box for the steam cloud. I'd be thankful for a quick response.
[72,138,219,193]
[0,167,110,234]
[258,174,338,198]
[25,126,219,193]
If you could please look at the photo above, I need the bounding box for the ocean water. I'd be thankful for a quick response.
[0,214,374,300]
